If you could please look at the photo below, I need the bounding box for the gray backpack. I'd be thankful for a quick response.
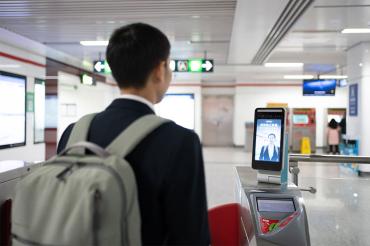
[12,114,169,246]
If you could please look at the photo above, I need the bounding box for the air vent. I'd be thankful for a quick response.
[251,0,314,65]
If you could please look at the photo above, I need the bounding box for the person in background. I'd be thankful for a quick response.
[328,119,340,154]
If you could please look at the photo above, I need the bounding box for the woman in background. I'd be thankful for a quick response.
[328,119,340,154]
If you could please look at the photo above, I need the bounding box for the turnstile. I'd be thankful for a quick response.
[236,166,310,246]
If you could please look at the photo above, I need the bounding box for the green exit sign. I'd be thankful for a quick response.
[93,60,111,74]
[170,59,214,73]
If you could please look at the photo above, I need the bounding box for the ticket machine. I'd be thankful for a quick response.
[235,108,311,246]
[292,108,316,152]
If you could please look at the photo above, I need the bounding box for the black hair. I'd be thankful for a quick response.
[328,119,338,129]
[106,23,171,89]
[268,133,276,138]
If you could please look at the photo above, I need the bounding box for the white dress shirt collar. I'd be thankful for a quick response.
[117,94,155,112]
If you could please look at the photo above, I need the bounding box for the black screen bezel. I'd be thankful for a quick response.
[252,108,285,171]
[0,70,27,150]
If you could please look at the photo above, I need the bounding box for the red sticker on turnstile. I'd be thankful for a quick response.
[260,218,279,233]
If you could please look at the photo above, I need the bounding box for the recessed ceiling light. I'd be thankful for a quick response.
[284,75,314,80]
[265,63,304,68]
[192,15,200,19]
[319,75,348,79]
[341,28,370,34]
[80,40,108,46]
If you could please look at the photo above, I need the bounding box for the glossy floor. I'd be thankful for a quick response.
[203,147,370,246]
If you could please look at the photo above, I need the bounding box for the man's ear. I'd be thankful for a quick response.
[153,61,166,84]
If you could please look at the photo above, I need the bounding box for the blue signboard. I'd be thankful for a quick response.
[349,84,358,116]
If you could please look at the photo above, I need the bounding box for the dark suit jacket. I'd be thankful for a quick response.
[259,145,280,162]
[57,99,210,245]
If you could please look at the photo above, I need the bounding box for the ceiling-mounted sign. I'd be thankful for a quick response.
[80,73,96,86]
[171,59,214,73]
[93,60,111,74]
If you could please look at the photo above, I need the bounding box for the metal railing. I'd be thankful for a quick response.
[288,154,370,186]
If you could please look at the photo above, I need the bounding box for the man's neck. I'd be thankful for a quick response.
[120,88,156,104]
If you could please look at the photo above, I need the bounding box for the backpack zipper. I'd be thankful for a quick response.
[92,189,101,246]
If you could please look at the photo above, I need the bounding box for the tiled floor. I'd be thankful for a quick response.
[203,147,370,246]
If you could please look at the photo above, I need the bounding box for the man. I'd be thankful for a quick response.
[259,133,280,161]
[57,23,210,245]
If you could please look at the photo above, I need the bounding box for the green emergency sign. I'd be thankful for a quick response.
[93,60,111,74]
[171,59,214,73]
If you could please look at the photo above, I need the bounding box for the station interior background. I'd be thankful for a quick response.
[1,1,370,245]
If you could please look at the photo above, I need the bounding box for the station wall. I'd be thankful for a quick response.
[0,40,46,162]
[166,85,203,139]
[233,84,349,147]
[57,71,119,141]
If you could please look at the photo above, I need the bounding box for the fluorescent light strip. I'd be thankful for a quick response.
[284,75,314,80]
[265,62,304,68]
[319,75,348,79]
[80,40,108,46]
[341,28,370,34]
[0,64,21,68]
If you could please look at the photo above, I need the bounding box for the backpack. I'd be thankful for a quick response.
[11,114,169,246]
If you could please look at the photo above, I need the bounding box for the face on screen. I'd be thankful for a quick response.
[254,119,282,163]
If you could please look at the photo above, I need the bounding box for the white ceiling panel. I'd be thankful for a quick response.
[0,0,236,63]
[227,0,289,64]
[269,0,370,75]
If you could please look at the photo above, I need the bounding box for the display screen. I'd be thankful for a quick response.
[293,114,309,124]
[303,79,336,96]
[155,93,195,130]
[257,198,295,213]
[34,79,45,143]
[0,72,26,149]
[254,119,282,163]
[45,95,58,128]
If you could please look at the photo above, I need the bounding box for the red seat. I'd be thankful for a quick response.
[208,203,252,246]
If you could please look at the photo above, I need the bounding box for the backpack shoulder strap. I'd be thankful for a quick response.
[65,113,97,154]
[106,114,169,158]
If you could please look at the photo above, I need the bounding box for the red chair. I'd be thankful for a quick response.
[208,203,253,246]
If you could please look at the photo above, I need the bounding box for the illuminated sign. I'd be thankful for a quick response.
[81,74,95,86]
[171,59,214,73]
[93,60,111,74]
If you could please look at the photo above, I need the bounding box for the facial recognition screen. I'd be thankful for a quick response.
[0,72,26,149]
[155,94,195,130]
[254,119,282,163]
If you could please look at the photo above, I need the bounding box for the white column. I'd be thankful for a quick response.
[347,42,370,172]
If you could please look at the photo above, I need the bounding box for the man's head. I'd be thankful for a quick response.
[268,133,276,144]
[106,23,172,103]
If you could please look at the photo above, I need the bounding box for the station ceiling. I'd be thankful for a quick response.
[0,0,370,83]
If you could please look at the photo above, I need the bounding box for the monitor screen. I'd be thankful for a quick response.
[0,71,26,149]
[155,93,195,130]
[45,95,58,128]
[303,79,336,96]
[34,79,45,143]
[257,198,295,213]
[292,114,309,124]
[254,119,282,163]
